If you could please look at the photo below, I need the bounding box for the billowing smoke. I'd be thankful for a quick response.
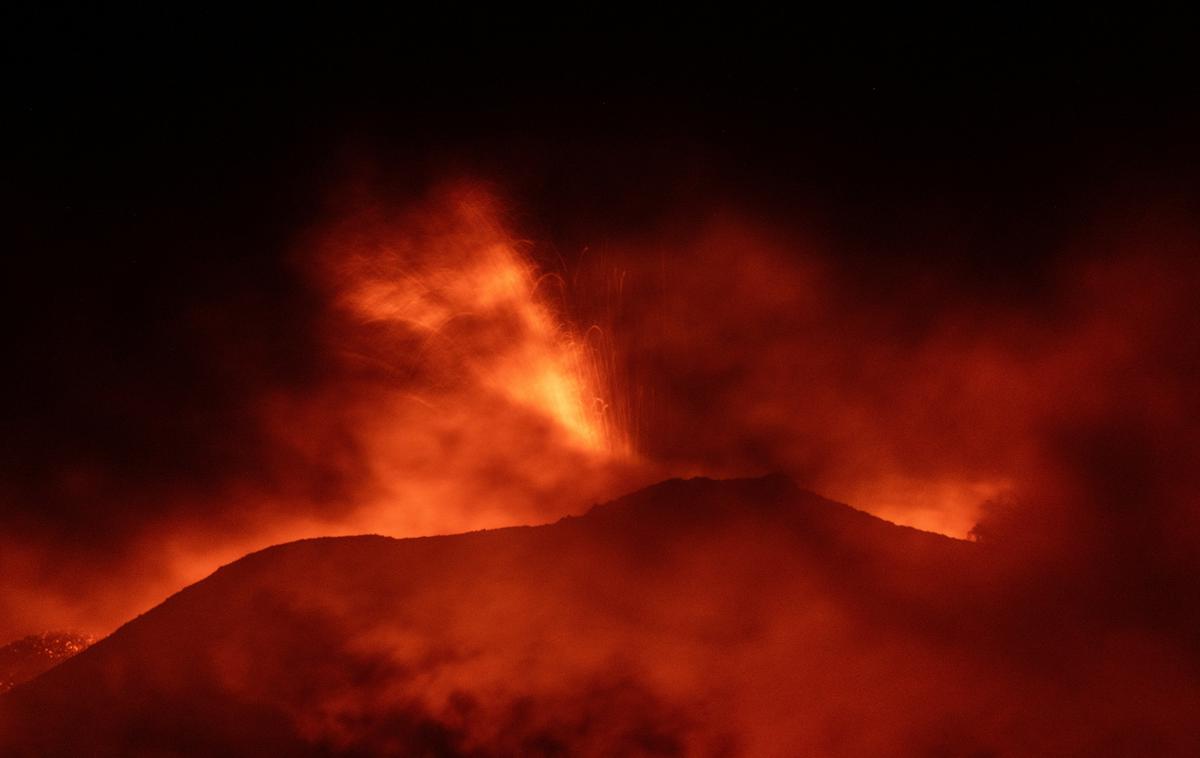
[3,163,1200,660]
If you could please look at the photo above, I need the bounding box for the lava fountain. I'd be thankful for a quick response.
[328,188,628,457]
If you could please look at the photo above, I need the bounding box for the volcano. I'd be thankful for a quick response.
[1,475,1196,756]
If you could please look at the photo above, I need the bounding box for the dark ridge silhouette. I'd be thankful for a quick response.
[1,476,1197,755]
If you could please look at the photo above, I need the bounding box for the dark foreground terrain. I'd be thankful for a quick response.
[2,475,1197,755]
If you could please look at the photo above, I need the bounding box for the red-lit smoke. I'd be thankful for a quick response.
[2,178,1199,649]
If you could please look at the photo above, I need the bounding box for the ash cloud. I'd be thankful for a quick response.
[6,164,1200,654]
[4,34,1200,671]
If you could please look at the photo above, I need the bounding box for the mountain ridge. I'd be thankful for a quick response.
[4,474,1193,756]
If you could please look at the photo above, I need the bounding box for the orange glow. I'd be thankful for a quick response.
[5,182,1200,756]
[322,187,628,459]
[281,184,646,543]
[833,476,1013,538]
[7,182,1199,650]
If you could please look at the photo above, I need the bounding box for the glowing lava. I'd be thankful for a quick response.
[329,188,627,458]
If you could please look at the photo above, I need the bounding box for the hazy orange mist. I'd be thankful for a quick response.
[0,183,657,641]
[330,189,628,457]
[8,179,1082,641]
[266,182,648,541]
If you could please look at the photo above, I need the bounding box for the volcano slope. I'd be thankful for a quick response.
[2,475,1198,756]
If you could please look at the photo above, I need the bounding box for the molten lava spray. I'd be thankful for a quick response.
[266,182,644,541]
[328,187,628,457]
